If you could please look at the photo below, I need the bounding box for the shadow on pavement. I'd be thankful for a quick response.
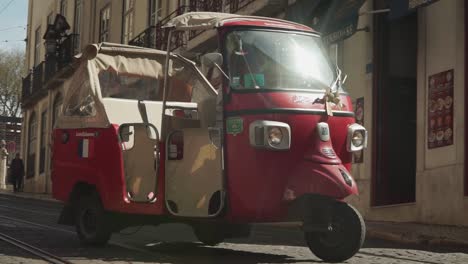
[143,241,319,264]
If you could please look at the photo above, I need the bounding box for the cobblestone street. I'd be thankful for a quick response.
[0,193,467,263]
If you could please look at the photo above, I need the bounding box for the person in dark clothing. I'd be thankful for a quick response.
[10,153,24,192]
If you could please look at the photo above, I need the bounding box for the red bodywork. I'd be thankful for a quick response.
[52,18,359,223]
[52,126,166,215]
[223,92,357,222]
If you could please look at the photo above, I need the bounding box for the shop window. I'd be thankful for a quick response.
[39,110,47,173]
[27,112,37,178]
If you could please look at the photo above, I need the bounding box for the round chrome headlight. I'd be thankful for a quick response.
[352,130,364,147]
[268,127,283,145]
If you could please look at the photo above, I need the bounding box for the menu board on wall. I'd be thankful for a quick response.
[428,69,454,149]
[353,97,364,163]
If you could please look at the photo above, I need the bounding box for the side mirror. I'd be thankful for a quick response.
[201,53,223,74]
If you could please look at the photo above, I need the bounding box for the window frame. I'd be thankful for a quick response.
[52,93,63,128]
[27,112,37,178]
[99,5,111,42]
[60,0,67,16]
[39,110,47,174]
[148,0,162,26]
[73,0,82,54]
[34,26,41,66]
[122,0,135,44]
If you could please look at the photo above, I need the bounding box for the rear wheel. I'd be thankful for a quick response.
[193,224,225,246]
[305,203,365,263]
[75,193,112,246]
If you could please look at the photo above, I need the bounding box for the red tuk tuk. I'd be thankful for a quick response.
[52,12,367,263]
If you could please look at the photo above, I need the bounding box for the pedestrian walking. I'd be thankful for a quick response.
[10,153,24,192]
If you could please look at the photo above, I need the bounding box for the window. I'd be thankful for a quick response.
[52,93,63,127]
[73,0,82,54]
[47,12,54,25]
[122,0,134,44]
[60,0,67,16]
[98,68,162,100]
[149,0,162,26]
[100,5,111,42]
[39,110,47,173]
[34,26,41,66]
[64,67,96,117]
[27,112,37,178]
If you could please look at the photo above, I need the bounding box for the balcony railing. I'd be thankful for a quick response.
[22,33,78,105]
[22,73,32,101]
[32,62,45,96]
[130,0,256,50]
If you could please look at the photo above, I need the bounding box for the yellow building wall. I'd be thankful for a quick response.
[345,0,467,226]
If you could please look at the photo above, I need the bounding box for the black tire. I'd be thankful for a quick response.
[193,224,225,246]
[75,193,112,247]
[305,203,365,263]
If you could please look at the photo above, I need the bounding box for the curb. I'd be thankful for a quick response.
[0,191,61,204]
[366,228,468,248]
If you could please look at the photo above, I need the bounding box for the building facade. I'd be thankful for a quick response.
[21,0,468,227]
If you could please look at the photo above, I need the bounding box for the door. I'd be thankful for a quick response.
[372,0,417,206]
[119,123,159,202]
[164,58,224,217]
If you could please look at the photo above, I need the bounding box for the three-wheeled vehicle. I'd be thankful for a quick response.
[52,12,368,262]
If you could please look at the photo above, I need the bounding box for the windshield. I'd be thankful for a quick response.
[225,30,336,91]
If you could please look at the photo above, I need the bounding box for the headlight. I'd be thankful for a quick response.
[268,127,283,145]
[347,124,367,152]
[249,121,291,150]
[352,130,364,147]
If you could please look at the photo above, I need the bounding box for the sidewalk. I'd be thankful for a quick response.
[366,221,468,248]
[0,189,59,203]
[0,189,467,248]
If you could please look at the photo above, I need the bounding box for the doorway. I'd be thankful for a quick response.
[372,2,417,206]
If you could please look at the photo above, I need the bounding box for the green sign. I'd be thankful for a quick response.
[244,73,265,88]
[226,117,243,135]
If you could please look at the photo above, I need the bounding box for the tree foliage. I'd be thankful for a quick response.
[0,49,25,117]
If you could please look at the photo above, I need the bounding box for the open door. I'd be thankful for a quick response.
[119,123,159,202]
[163,58,224,217]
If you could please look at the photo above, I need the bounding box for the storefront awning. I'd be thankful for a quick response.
[389,0,440,19]
[285,0,366,45]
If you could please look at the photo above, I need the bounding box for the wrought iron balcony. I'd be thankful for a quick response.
[22,33,79,105]
[130,0,257,51]
[32,62,45,96]
[21,73,32,101]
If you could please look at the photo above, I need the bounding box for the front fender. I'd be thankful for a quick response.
[285,163,358,201]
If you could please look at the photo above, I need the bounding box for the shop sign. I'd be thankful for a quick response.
[428,69,454,149]
[390,0,439,20]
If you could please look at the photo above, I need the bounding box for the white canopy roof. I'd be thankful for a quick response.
[164,12,241,31]
[57,43,168,129]
[165,11,315,32]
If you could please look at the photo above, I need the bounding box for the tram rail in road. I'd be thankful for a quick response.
[0,231,74,264]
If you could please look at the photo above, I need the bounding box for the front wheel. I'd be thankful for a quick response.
[305,203,365,263]
[75,193,112,247]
